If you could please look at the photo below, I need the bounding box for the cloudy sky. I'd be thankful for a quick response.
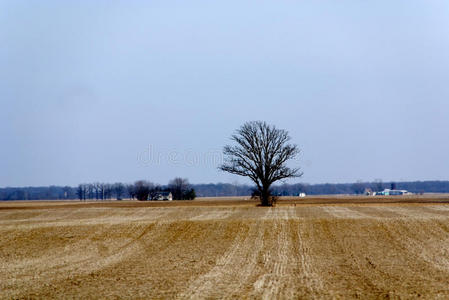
[1,1,449,187]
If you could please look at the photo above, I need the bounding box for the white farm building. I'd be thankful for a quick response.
[375,189,412,196]
[150,192,173,201]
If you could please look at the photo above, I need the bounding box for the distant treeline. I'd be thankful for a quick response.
[0,178,195,201]
[1,180,449,200]
[195,181,449,197]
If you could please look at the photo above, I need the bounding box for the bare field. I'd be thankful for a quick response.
[1,198,449,299]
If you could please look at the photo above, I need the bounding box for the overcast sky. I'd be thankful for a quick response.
[1,1,449,187]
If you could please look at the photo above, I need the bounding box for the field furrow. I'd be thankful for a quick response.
[1,200,449,299]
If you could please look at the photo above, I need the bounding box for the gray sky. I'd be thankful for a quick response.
[1,1,449,187]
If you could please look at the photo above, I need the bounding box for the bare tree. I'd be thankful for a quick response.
[93,182,100,200]
[76,184,83,201]
[134,180,152,201]
[113,183,125,200]
[99,183,107,200]
[87,184,94,200]
[104,183,113,200]
[126,184,136,200]
[168,178,191,200]
[219,121,302,206]
[76,184,88,201]
[96,183,103,200]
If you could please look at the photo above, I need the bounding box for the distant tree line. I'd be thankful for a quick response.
[191,180,449,197]
[77,178,196,201]
[0,178,196,201]
[0,186,77,201]
[75,182,126,201]
[2,180,449,200]
[125,178,195,201]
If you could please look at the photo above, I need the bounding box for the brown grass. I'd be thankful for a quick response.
[1,197,449,299]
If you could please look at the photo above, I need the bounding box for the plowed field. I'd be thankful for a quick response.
[1,198,449,299]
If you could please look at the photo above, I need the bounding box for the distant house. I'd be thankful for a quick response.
[375,189,412,196]
[153,191,173,201]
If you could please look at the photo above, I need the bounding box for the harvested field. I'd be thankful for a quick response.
[1,198,449,299]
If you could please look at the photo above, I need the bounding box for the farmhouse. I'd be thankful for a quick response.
[153,191,173,201]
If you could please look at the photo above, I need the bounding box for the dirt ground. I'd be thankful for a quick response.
[1,197,449,299]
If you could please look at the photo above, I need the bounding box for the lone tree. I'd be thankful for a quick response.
[219,121,302,206]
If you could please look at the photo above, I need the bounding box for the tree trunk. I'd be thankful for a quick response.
[260,186,271,206]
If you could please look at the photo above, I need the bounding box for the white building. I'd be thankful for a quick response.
[151,192,173,201]
[375,189,412,196]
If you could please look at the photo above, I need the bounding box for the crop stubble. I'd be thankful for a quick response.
[0,200,449,299]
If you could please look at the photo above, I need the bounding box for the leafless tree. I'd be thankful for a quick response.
[134,180,152,201]
[100,183,107,200]
[168,178,190,200]
[106,184,111,199]
[76,184,88,201]
[113,183,125,200]
[219,121,302,206]
[96,183,104,200]
[76,184,83,201]
[86,184,94,200]
[126,184,136,200]
[92,182,100,200]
